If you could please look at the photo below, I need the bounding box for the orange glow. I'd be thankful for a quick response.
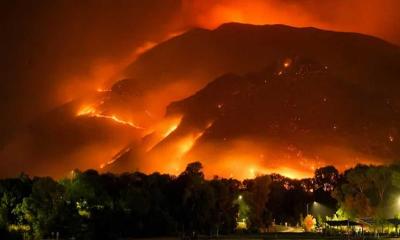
[134,41,157,56]
[275,168,310,180]
[283,58,292,68]
[137,122,214,175]
[76,105,96,116]
[77,105,144,129]
[179,138,383,180]
[184,1,315,30]
[100,147,131,169]
[96,88,111,93]
[183,0,400,46]
[58,35,168,105]
[177,132,203,156]
[164,124,178,138]
[143,115,183,151]
[165,132,203,170]
[93,109,383,179]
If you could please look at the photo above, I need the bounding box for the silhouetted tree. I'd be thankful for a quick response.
[243,175,272,231]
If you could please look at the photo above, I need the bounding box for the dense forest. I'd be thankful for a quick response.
[1,162,400,239]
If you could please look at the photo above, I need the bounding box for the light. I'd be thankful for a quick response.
[249,168,255,177]
[96,88,110,93]
[163,124,178,138]
[283,58,292,68]
[238,195,243,200]
[307,201,319,215]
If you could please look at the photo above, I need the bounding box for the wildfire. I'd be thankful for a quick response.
[176,122,214,158]
[100,147,131,169]
[76,105,144,129]
[133,41,156,56]
[147,130,207,174]
[163,124,179,138]
[177,133,203,156]
[275,167,310,180]
[96,88,111,93]
[143,115,183,151]
[142,121,214,175]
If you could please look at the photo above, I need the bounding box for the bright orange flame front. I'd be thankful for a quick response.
[77,105,144,129]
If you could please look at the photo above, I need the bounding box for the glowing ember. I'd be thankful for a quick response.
[77,106,97,116]
[96,88,111,93]
[283,58,292,68]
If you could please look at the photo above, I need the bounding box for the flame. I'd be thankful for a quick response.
[76,106,97,116]
[146,130,205,174]
[96,88,111,93]
[274,167,310,180]
[163,124,178,138]
[177,131,205,156]
[143,115,182,151]
[74,101,382,180]
[134,41,157,56]
[77,105,144,129]
[139,121,213,174]
[100,147,131,169]
[176,122,213,156]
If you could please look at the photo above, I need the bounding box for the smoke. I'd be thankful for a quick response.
[115,134,383,180]
[182,0,400,44]
[1,0,399,177]
[0,0,184,147]
[2,0,399,142]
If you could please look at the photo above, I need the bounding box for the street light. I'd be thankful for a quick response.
[306,201,317,215]
[238,195,242,200]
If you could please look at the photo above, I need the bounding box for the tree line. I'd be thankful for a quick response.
[1,162,400,239]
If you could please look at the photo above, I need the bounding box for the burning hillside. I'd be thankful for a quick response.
[107,56,395,178]
[1,23,400,179]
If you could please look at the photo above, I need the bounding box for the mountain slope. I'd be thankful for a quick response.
[110,56,400,178]
[2,23,400,178]
[124,22,400,95]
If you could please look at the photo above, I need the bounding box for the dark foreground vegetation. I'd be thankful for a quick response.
[1,162,400,239]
